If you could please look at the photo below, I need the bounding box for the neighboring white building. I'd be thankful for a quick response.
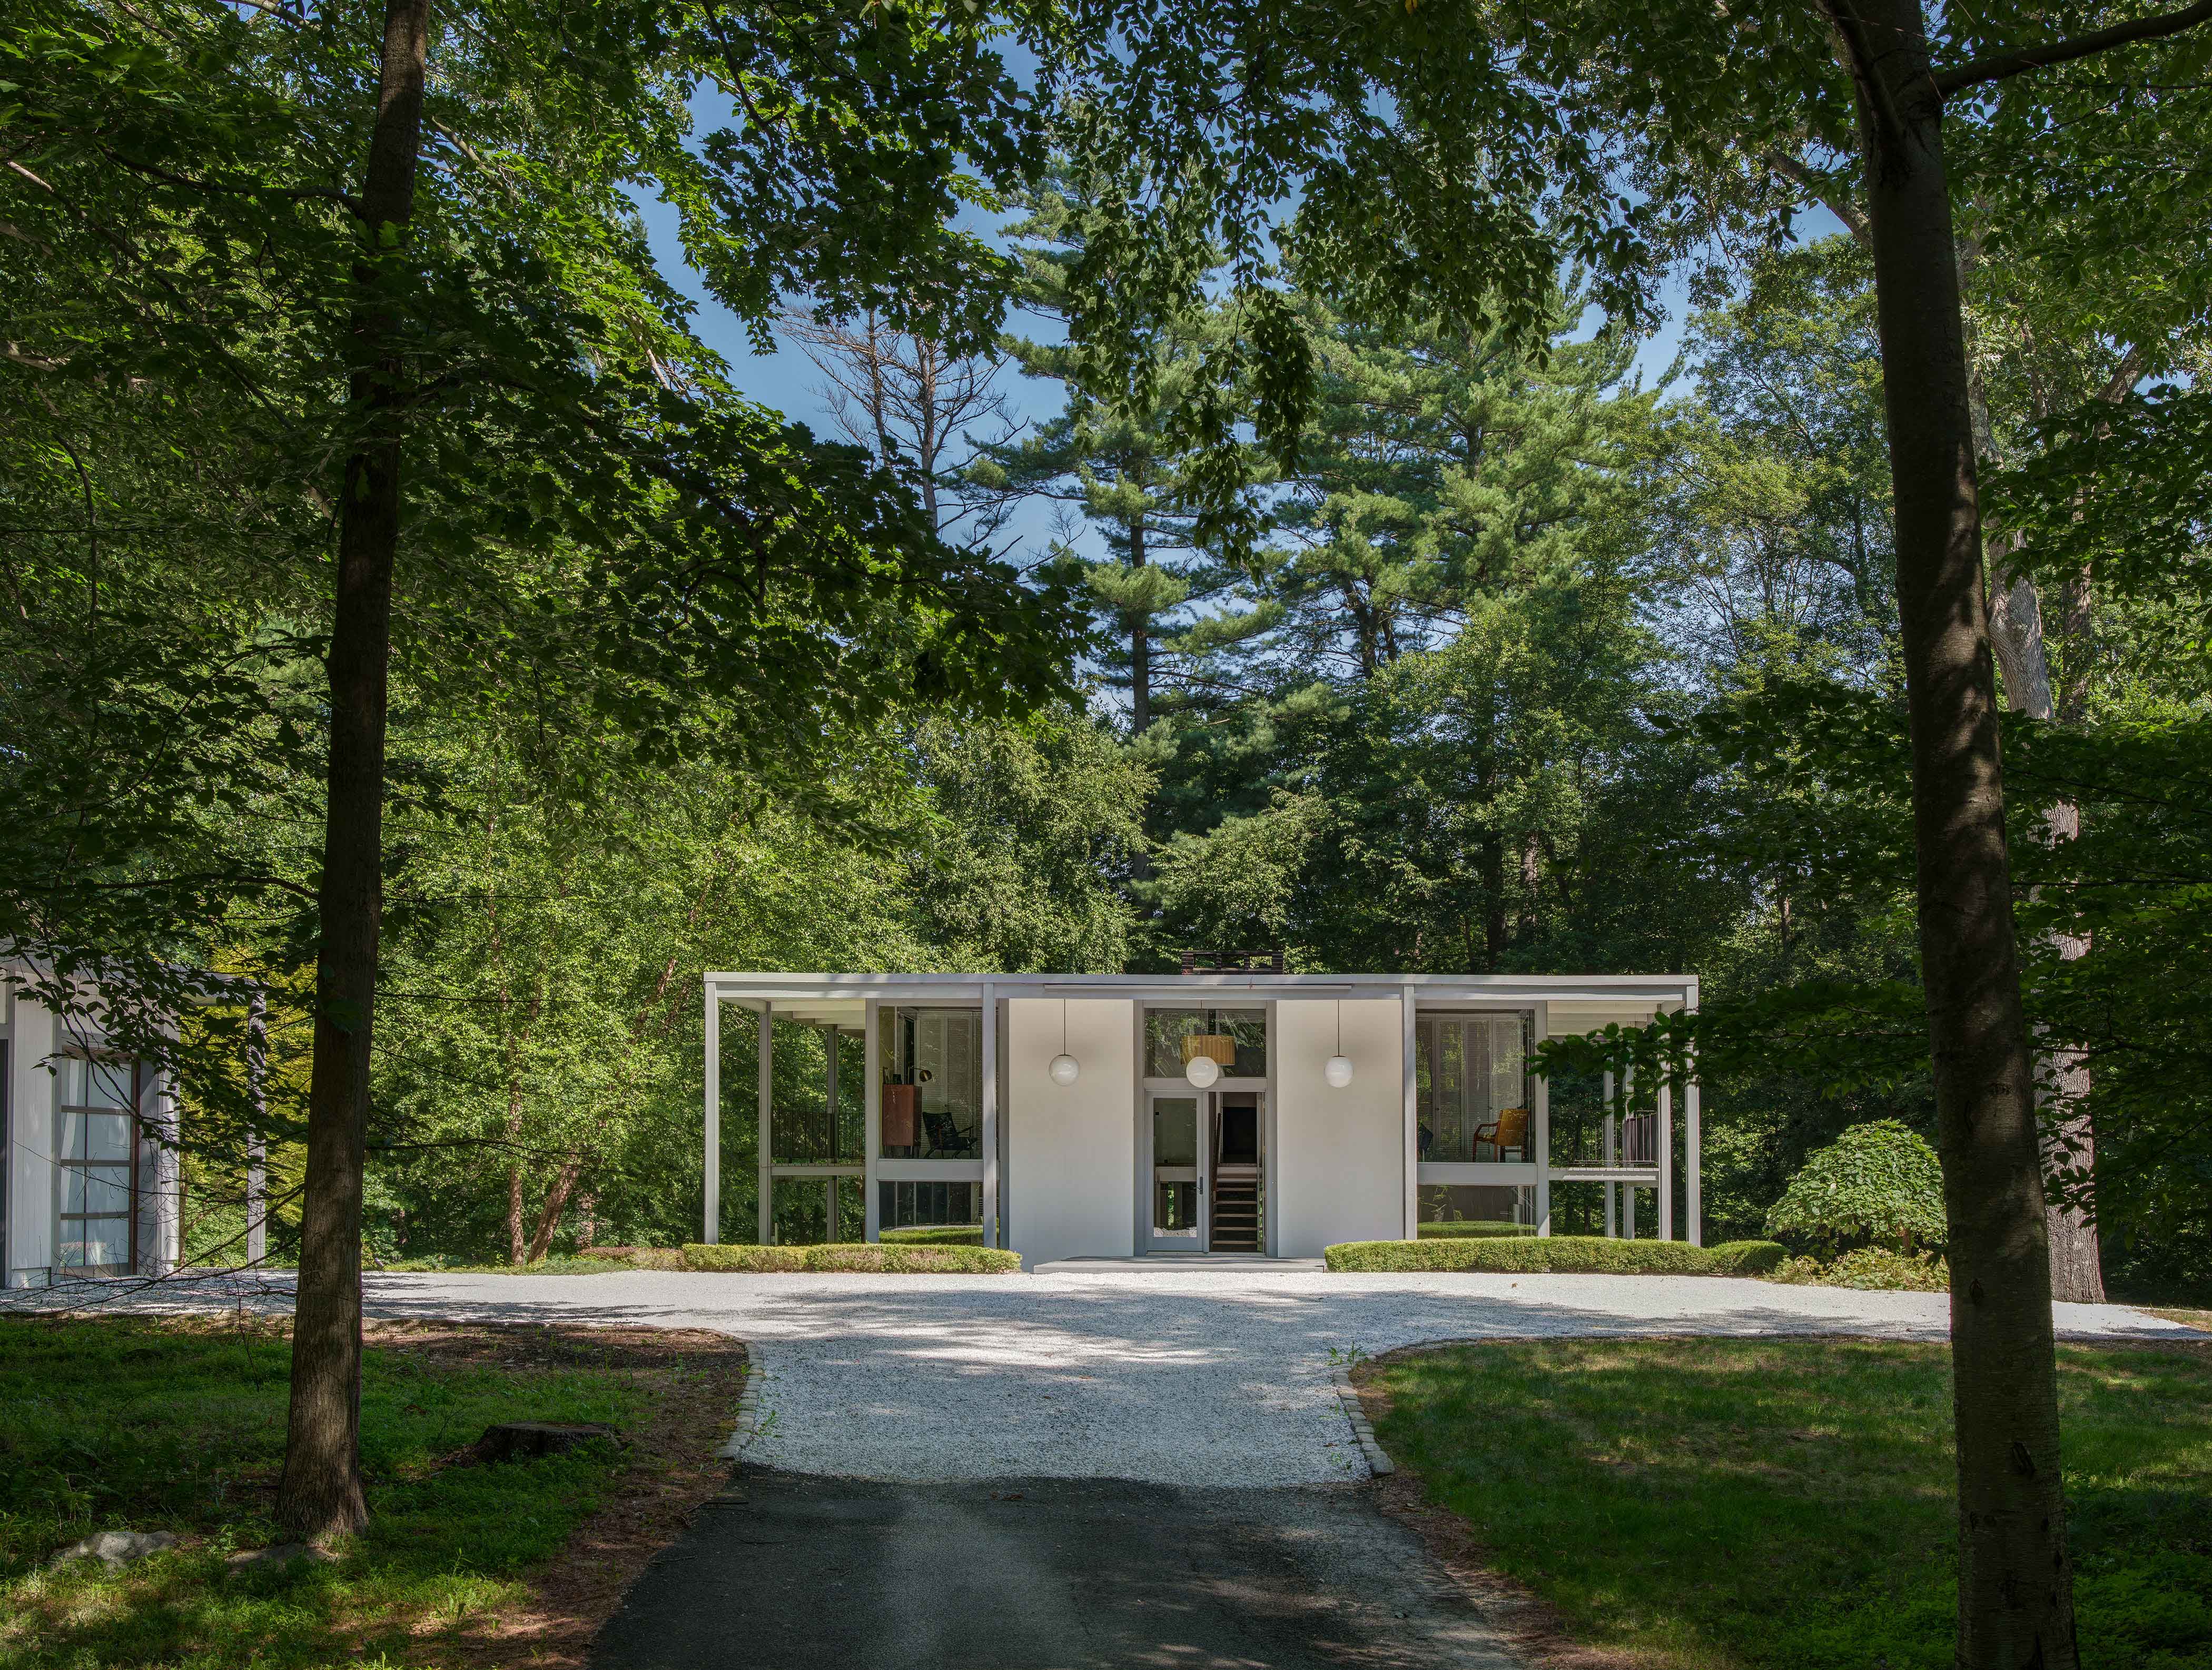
[703,971,1702,1267]
[2,967,183,1288]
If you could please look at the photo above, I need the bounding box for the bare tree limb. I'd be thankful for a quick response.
[1934,0,2212,95]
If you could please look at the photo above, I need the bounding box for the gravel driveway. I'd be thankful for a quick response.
[29,1263,2183,1487]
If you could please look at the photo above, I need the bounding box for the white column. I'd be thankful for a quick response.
[1400,985,1418,1239]
[981,983,999,1250]
[1532,1001,1551,1238]
[1685,1036,1703,1248]
[756,1002,774,1245]
[246,990,268,1266]
[702,985,719,1243]
[1602,1066,1616,1240]
[824,1026,840,1242]
[862,999,882,1242]
[1623,1064,1636,1240]
[142,1062,181,1276]
[1657,1075,1675,1241]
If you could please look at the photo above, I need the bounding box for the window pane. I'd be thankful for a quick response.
[64,1167,131,1217]
[1154,1181,1198,1232]
[881,1007,981,1159]
[1153,1097,1198,1168]
[1418,1184,1537,1237]
[1145,1008,1266,1078]
[58,1219,130,1269]
[63,1058,134,1110]
[1417,1014,1532,1163]
[878,1181,982,1241]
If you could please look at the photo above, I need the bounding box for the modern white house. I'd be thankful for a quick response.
[2,967,183,1287]
[2,958,268,1289]
[702,971,1703,1267]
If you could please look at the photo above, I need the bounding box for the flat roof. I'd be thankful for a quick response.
[705,971,1696,1006]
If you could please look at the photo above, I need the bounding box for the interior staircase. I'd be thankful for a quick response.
[1211,1168,1261,1253]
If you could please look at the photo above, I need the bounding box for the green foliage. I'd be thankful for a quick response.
[1323,1236,1786,1276]
[1764,1120,1949,1257]
[1770,1248,1952,1293]
[678,1242,1021,1273]
[1370,1338,2212,1670]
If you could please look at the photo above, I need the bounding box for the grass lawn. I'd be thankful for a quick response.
[0,1313,744,1669]
[1361,1337,2212,1670]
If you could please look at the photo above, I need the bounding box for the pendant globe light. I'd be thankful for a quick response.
[1049,999,1081,1086]
[1185,1052,1221,1089]
[1325,1000,1354,1088]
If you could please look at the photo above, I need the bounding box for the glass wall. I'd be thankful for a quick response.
[1145,1007,1266,1079]
[57,1056,136,1272]
[878,1180,983,1244]
[771,1025,865,1164]
[1418,1183,1537,1237]
[1416,1012,1533,1163]
[880,1006,982,1159]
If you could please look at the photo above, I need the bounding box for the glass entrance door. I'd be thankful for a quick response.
[1146,1093,1207,1252]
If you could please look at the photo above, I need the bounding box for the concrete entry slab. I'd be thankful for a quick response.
[589,1473,1522,1670]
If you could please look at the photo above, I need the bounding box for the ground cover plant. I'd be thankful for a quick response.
[0,1314,745,1669]
[1360,1337,2212,1670]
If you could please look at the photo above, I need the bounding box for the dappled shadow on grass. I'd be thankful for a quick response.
[1362,1336,2212,1670]
[0,1315,735,1670]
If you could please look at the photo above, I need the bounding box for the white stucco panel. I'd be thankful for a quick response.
[1272,998,1405,1258]
[1005,997,1136,1268]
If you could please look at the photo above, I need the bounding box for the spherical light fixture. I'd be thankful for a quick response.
[1048,999,1080,1086]
[1323,1000,1352,1088]
[1184,1053,1221,1089]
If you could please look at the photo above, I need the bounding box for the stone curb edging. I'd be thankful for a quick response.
[1331,1363,1394,1477]
[719,1347,769,1460]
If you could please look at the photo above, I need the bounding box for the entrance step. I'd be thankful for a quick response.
[1212,1181,1261,1253]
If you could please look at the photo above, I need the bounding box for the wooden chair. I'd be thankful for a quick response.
[1474,1106,1529,1162]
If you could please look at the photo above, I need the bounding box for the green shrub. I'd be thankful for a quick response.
[1707,1239,1792,1276]
[1324,1235,1788,1275]
[878,1224,985,1246]
[679,1242,1021,1274]
[1769,1246,1950,1291]
[1765,1119,1947,1256]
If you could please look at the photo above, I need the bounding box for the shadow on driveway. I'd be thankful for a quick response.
[589,1471,1520,1670]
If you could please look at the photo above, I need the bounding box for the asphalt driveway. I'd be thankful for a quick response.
[589,1473,1519,1670]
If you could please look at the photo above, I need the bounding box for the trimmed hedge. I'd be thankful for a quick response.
[678,1242,1022,1274]
[1324,1234,1791,1276]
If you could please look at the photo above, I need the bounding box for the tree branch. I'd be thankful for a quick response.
[1764,148,1872,247]
[1934,0,2212,95]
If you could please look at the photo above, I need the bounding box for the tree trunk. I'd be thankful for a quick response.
[524,1161,584,1264]
[274,0,430,1546]
[1129,511,1151,734]
[1832,2,2079,1664]
[504,1078,527,1266]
